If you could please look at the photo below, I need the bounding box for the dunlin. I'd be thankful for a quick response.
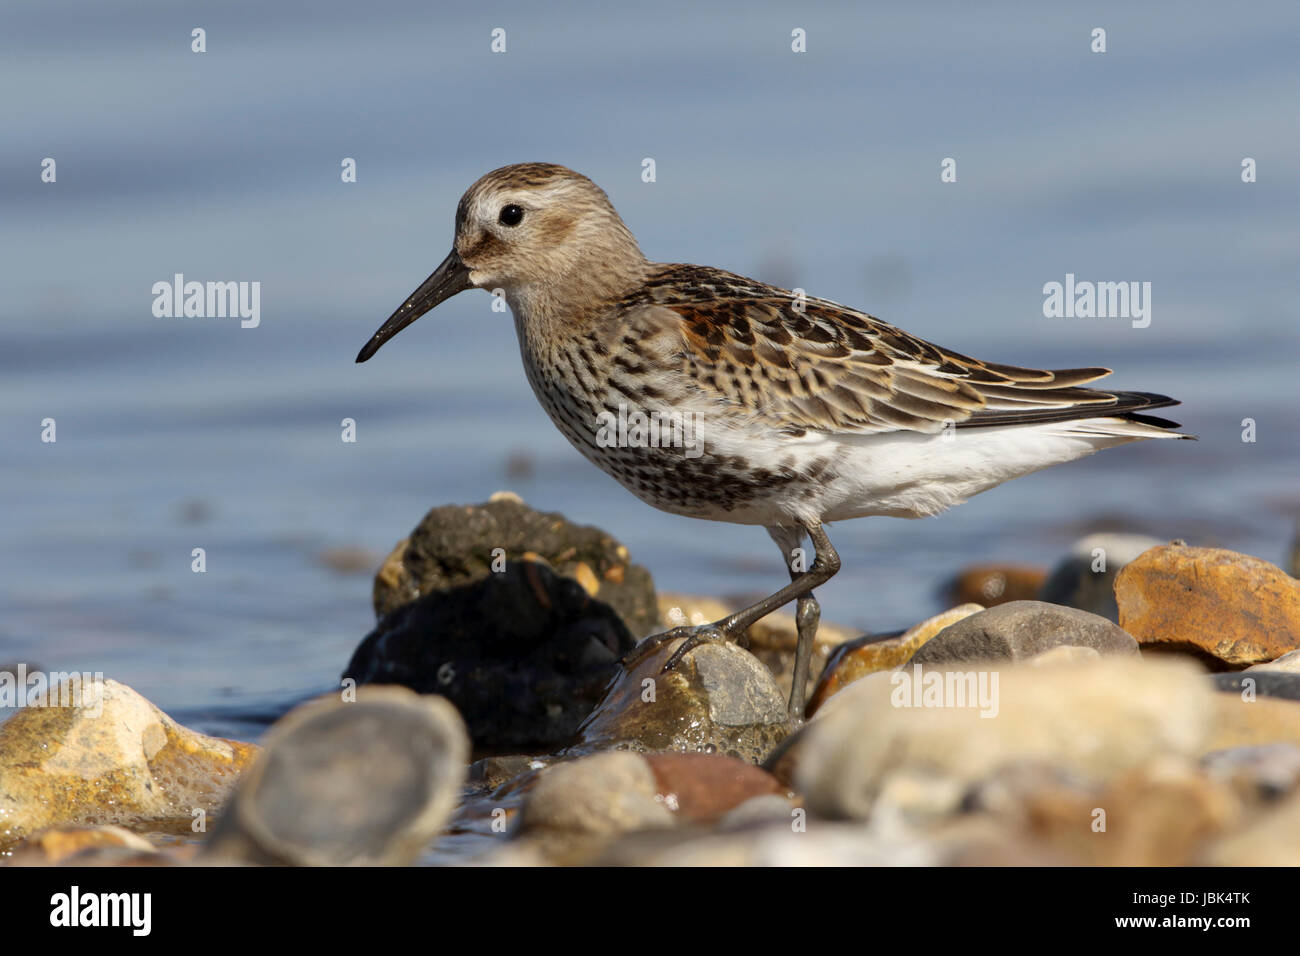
[357,162,1188,720]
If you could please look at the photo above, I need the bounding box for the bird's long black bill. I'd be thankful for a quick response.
[355,249,472,362]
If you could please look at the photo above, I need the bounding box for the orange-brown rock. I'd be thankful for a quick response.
[1115,544,1300,666]
[0,679,258,852]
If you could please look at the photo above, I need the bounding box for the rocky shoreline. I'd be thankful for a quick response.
[4,494,1300,866]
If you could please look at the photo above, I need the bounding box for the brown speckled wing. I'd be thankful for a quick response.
[621,264,1139,436]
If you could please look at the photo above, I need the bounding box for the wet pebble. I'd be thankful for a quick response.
[657,592,857,711]
[203,687,468,866]
[568,636,790,764]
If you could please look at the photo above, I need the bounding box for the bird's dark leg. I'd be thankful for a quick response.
[621,522,840,720]
[785,539,822,722]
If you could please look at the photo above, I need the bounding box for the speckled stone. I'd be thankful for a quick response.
[371,496,657,634]
[4,824,161,866]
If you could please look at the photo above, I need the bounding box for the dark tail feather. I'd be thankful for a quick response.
[961,390,1187,432]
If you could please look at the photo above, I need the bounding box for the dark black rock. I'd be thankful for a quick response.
[346,559,638,753]
[348,497,660,753]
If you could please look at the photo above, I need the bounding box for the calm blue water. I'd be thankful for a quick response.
[2,1,1297,739]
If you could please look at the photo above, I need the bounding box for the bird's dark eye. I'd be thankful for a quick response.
[498,204,524,226]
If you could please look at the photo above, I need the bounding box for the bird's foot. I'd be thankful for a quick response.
[620,622,733,673]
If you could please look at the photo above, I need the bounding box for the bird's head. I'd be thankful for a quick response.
[357,162,644,362]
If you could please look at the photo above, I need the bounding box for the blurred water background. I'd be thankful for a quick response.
[2,0,1297,739]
